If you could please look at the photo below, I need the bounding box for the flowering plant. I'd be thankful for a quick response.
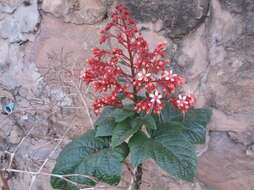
[81,5,195,114]
[51,5,212,190]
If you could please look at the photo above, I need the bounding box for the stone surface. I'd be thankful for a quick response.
[7,125,24,144]
[0,39,9,70]
[0,0,254,189]
[179,0,254,141]
[0,42,42,92]
[0,0,40,43]
[198,132,254,190]
[205,0,254,114]
[118,0,210,38]
[0,0,23,14]
[42,0,108,25]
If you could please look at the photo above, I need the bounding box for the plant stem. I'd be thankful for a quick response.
[122,18,137,103]
[122,18,143,190]
[128,164,143,190]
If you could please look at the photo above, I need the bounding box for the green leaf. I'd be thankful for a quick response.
[111,119,142,148]
[95,107,115,125]
[117,92,125,100]
[158,121,184,133]
[51,130,129,189]
[117,77,127,83]
[95,106,116,137]
[96,122,114,137]
[129,127,197,181]
[95,106,137,138]
[180,108,212,144]
[160,103,212,144]
[138,114,157,130]
[112,108,135,122]
[160,102,182,122]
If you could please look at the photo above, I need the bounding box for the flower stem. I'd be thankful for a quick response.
[128,164,143,190]
[122,19,137,102]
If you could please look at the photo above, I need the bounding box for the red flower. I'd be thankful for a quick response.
[81,4,195,114]
[171,95,196,113]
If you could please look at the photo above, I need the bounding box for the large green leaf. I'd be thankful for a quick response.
[160,102,182,122]
[180,108,212,144]
[111,119,142,148]
[95,122,114,137]
[159,103,212,144]
[129,127,197,181]
[138,114,157,130]
[95,107,135,137]
[95,107,116,137]
[51,130,129,189]
[112,108,135,122]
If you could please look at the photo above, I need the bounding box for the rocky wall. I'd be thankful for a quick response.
[0,0,253,189]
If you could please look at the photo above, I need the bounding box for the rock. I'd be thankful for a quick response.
[0,0,254,189]
[25,14,102,69]
[208,109,253,133]
[246,145,254,158]
[0,87,14,100]
[42,0,107,25]
[198,132,254,190]
[7,126,24,144]
[0,128,5,144]
[0,115,15,141]
[220,0,248,14]
[0,0,23,14]
[228,128,254,146]
[49,88,73,107]
[41,0,66,17]
[0,0,40,43]
[140,29,170,50]
[118,0,210,38]
[162,1,254,189]
[0,43,42,93]
[177,24,209,108]
[0,39,9,70]
[178,0,254,132]
[206,0,254,114]
[140,160,209,190]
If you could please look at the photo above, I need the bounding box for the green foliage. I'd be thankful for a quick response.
[112,118,142,148]
[51,130,129,189]
[112,108,135,122]
[95,107,116,137]
[138,114,157,130]
[51,104,212,189]
[129,128,197,181]
[160,103,212,144]
[95,106,135,137]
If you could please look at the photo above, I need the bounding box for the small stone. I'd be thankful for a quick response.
[0,39,9,70]
[7,126,24,144]
[246,145,254,157]
[18,87,29,97]
[153,19,163,32]
[0,129,5,144]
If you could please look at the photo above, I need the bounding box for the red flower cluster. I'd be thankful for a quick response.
[171,95,196,113]
[81,4,195,114]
